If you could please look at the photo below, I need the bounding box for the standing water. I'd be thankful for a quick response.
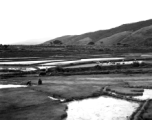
[66,96,139,120]
[0,84,27,89]
[134,89,152,100]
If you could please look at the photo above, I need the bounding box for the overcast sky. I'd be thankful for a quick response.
[0,0,152,44]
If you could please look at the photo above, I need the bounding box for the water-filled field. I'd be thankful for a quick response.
[134,89,152,100]
[1,57,143,72]
[0,84,27,89]
[1,73,152,120]
[66,96,139,120]
[0,57,124,72]
[1,55,152,120]
[0,60,63,65]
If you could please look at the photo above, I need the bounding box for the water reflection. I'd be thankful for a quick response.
[134,89,152,100]
[0,84,27,89]
[48,96,65,102]
[66,96,139,120]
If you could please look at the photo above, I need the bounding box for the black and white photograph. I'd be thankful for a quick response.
[1,0,152,120]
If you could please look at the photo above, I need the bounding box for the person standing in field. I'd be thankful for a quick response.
[38,78,42,85]
[26,80,32,86]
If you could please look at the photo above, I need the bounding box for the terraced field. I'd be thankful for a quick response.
[1,54,152,120]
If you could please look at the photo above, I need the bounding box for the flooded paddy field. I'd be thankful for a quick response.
[0,57,126,75]
[0,84,27,89]
[0,56,147,75]
[1,55,152,120]
[1,73,152,120]
[134,89,152,100]
[66,96,139,120]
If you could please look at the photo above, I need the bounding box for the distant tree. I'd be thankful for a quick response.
[104,48,111,51]
[123,44,129,47]
[115,63,121,69]
[55,66,64,72]
[50,42,53,45]
[0,44,2,48]
[53,40,62,45]
[100,41,104,44]
[3,45,9,49]
[117,43,121,46]
[88,42,95,45]
[98,49,104,51]
[39,72,46,76]
[132,62,140,67]
[94,65,102,70]
[144,38,152,46]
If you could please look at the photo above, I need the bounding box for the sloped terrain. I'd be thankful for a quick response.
[95,31,132,46]
[121,25,152,46]
[43,35,76,45]
[74,37,92,45]
[41,19,152,46]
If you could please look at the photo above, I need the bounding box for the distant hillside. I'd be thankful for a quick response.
[121,25,152,46]
[42,19,152,46]
[43,35,75,45]
[95,31,132,46]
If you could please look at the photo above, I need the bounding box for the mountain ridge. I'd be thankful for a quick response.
[42,19,152,46]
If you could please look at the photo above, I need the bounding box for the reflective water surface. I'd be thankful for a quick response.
[66,96,139,120]
[134,89,152,100]
[0,84,27,89]
[48,96,65,102]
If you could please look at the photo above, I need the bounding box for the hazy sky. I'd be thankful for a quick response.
[0,0,152,44]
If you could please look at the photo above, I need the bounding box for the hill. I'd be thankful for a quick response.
[121,25,152,46]
[42,19,152,46]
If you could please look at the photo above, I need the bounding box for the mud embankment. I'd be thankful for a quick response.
[129,99,150,120]
[103,87,144,102]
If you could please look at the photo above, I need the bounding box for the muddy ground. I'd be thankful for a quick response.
[1,51,152,120]
[1,74,152,120]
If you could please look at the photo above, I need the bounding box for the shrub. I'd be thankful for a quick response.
[88,42,95,45]
[94,65,102,70]
[132,62,140,67]
[55,66,64,72]
[39,72,46,76]
[53,40,63,45]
